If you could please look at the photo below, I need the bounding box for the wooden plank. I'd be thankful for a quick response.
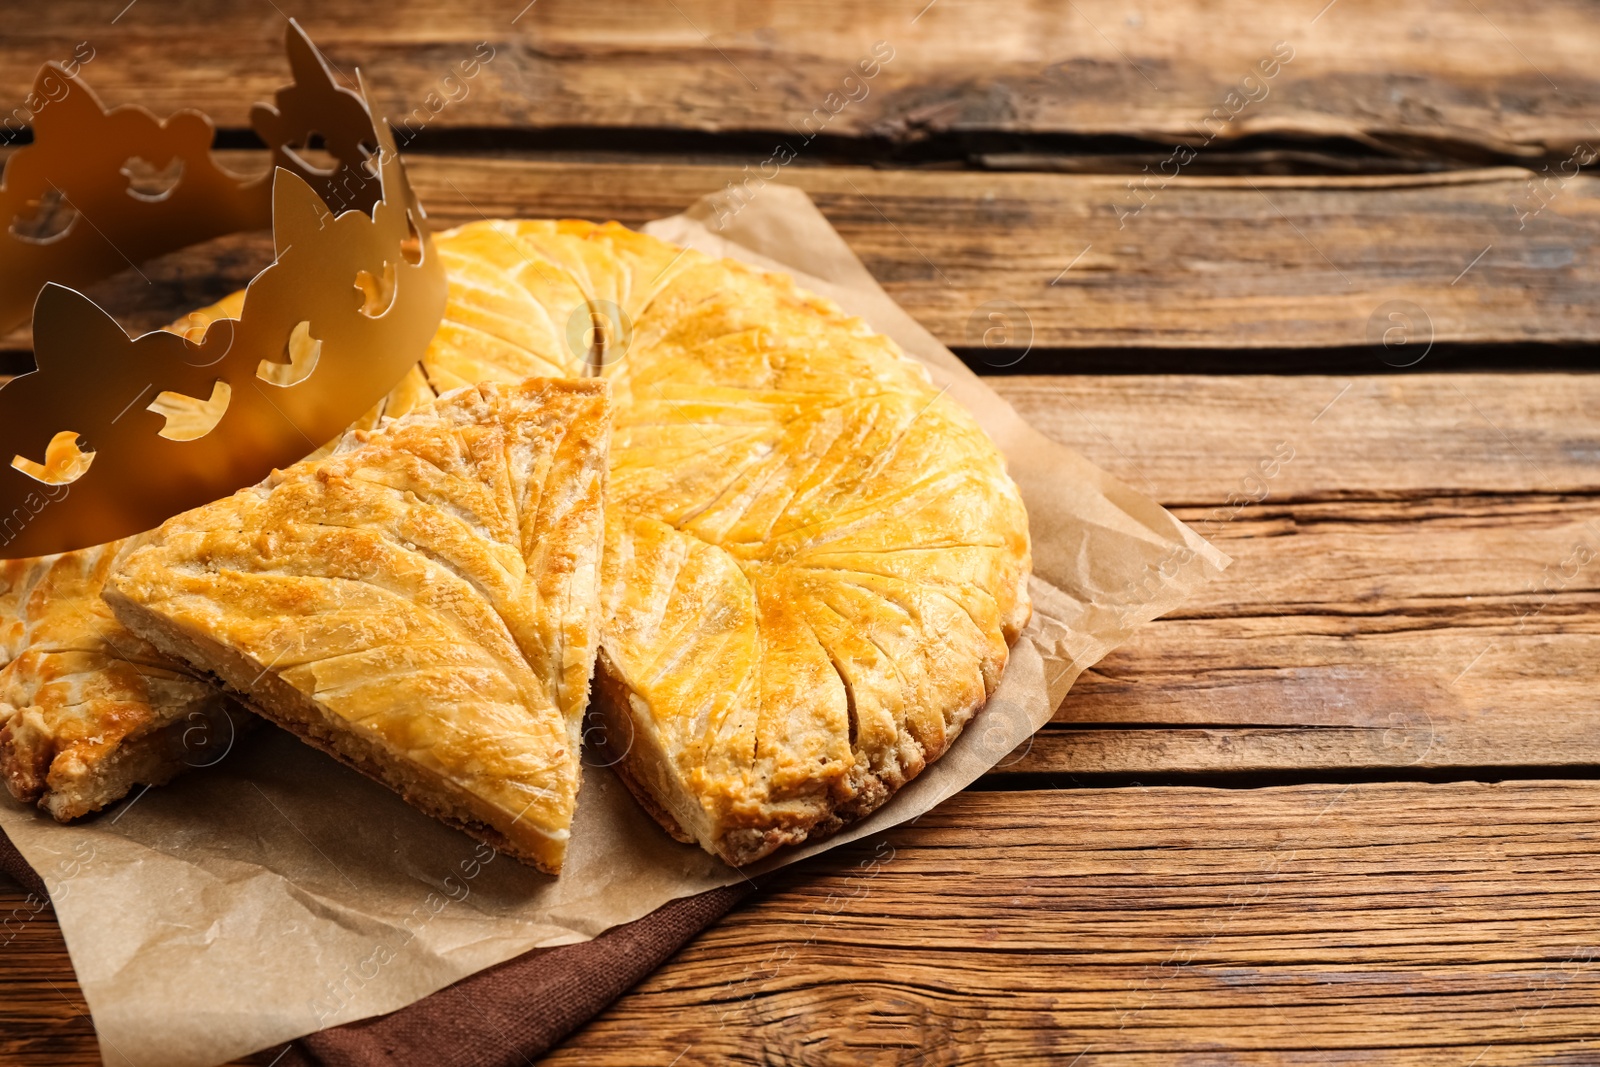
[12,781,1600,1065]
[994,374,1600,499]
[540,782,1600,1065]
[7,1,1597,163]
[983,373,1600,778]
[0,874,105,1066]
[4,161,1597,358]
[1005,512,1600,778]
[416,162,1600,352]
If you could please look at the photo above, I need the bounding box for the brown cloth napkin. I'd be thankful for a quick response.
[279,885,750,1067]
[0,824,46,897]
[0,823,748,1065]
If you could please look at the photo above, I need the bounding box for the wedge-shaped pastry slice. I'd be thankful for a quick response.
[1,545,243,820]
[0,296,442,824]
[105,380,612,873]
[424,221,1033,867]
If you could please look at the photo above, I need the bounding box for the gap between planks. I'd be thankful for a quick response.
[8,0,1596,165]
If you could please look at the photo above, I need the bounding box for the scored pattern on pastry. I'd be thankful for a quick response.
[0,295,437,825]
[423,221,1032,866]
[7,219,1029,870]
[105,380,611,873]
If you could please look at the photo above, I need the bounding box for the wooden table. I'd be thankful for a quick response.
[6,3,1600,1063]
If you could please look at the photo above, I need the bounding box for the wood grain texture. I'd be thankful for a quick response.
[0,876,99,1066]
[416,162,1600,352]
[542,782,1600,1065]
[994,374,1600,500]
[13,781,1600,1065]
[987,373,1600,778]
[0,6,1594,1065]
[6,1,1597,163]
[2,160,1595,357]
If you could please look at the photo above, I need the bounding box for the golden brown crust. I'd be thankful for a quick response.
[12,218,1028,869]
[0,545,243,821]
[428,221,1033,866]
[0,294,431,824]
[100,594,552,867]
[106,380,612,874]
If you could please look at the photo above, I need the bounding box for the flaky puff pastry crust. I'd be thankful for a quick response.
[0,294,438,823]
[0,545,241,820]
[424,221,1033,866]
[105,380,612,874]
[6,218,1028,868]
[0,297,321,823]
[0,251,576,825]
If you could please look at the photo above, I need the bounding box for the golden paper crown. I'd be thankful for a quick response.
[0,22,447,559]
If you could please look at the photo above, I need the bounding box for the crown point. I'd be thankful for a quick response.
[33,283,125,336]
[283,19,336,92]
[271,166,333,256]
[30,62,102,137]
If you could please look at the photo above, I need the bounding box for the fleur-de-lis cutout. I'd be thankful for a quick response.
[0,24,447,558]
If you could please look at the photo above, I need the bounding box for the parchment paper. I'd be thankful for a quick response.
[0,185,1228,1067]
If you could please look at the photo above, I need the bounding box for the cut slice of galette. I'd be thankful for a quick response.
[105,379,611,873]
